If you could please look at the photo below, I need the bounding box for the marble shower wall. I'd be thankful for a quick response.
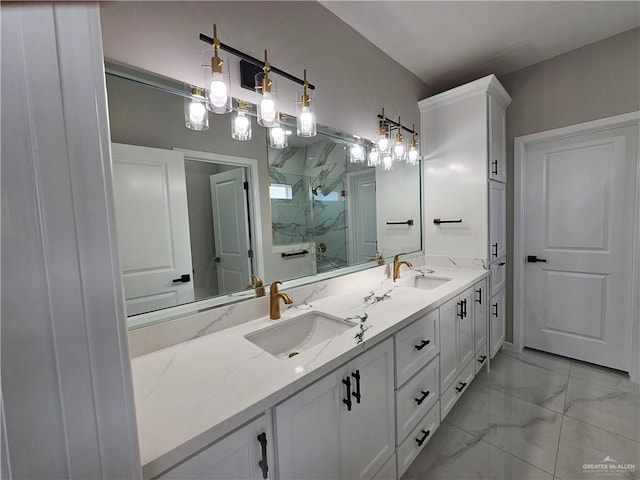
[269,139,349,272]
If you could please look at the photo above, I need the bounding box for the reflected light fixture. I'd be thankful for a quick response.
[296,69,316,137]
[378,108,389,153]
[256,50,279,127]
[232,100,252,141]
[204,25,232,114]
[368,147,380,167]
[184,86,209,131]
[382,152,394,170]
[350,144,364,163]
[407,124,420,165]
[393,117,405,161]
[269,114,288,149]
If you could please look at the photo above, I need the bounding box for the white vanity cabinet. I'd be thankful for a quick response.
[419,74,510,361]
[155,414,273,480]
[275,338,395,480]
[473,278,489,373]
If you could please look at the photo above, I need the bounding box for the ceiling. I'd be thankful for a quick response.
[319,1,640,92]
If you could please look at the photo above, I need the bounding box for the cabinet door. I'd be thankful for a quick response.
[158,415,270,480]
[275,370,344,480]
[344,338,395,480]
[458,287,475,370]
[489,180,506,261]
[489,260,507,297]
[488,93,506,183]
[490,288,506,359]
[474,279,487,352]
[439,297,459,391]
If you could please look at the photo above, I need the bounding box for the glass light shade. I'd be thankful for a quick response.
[255,72,279,127]
[378,132,389,153]
[382,153,393,171]
[296,97,316,137]
[232,109,252,141]
[350,144,364,163]
[203,53,232,114]
[269,123,288,149]
[184,89,209,131]
[368,148,380,167]
[393,140,406,161]
[407,145,419,165]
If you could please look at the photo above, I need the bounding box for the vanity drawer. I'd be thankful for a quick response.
[395,357,439,444]
[372,452,397,480]
[395,310,439,386]
[475,343,488,375]
[489,261,506,297]
[441,360,475,420]
[396,401,440,479]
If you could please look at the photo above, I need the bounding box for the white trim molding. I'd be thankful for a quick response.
[514,111,640,383]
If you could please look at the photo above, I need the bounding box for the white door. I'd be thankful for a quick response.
[210,168,252,295]
[488,93,507,183]
[347,170,377,264]
[524,125,638,370]
[111,143,194,316]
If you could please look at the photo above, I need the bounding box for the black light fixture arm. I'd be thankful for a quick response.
[199,33,316,90]
[377,112,417,136]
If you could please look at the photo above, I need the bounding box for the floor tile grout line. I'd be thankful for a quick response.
[553,410,566,478]
[561,411,640,444]
[567,373,640,398]
[483,381,568,417]
[500,351,571,377]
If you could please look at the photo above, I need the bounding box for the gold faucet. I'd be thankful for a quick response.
[246,274,265,297]
[270,281,293,320]
[368,251,385,266]
[392,253,413,281]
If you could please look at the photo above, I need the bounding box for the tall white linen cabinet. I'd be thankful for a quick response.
[419,74,511,359]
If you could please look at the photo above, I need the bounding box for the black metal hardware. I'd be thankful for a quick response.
[433,218,463,225]
[415,390,430,406]
[172,274,191,283]
[386,219,414,226]
[377,113,417,136]
[476,288,482,305]
[215,257,221,263]
[281,250,309,258]
[527,255,547,263]
[478,355,487,364]
[499,262,506,266]
[342,377,352,411]
[491,159,498,175]
[414,339,431,351]
[416,429,431,447]
[493,303,499,317]
[492,243,498,258]
[462,299,468,318]
[455,382,467,393]
[351,370,361,404]
[199,34,316,90]
[457,301,464,319]
[257,432,268,479]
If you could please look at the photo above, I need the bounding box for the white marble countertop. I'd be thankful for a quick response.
[132,265,488,478]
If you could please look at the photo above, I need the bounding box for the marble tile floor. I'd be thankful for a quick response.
[402,348,640,480]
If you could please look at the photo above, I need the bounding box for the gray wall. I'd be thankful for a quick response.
[499,27,640,342]
[100,1,429,141]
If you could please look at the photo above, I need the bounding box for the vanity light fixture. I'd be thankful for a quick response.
[256,50,279,128]
[184,86,209,131]
[377,108,390,153]
[350,144,365,163]
[204,25,232,114]
[231,100,252,141]
[368,147,380,167]
[296,69,316,137]
[269,114,288,149]
[393,118,406,161]
[382,152,394,170]
[407,125,420,165]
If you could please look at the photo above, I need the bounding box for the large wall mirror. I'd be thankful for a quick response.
[105,62,423,328]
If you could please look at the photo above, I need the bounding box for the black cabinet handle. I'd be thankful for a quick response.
[493,303,499,317]
[455,382,467,393]
[478,355,487,364]
[491,159,498,175]
[257,432,268,479]
[492,243,498,258]
[415,390,430,405]
[214,257,221,263]
[416,429,431,447]
[351,370,361,404]
[172,274,191,283]
[414,339,431,351]
[527,255,547,263]
[457,301,464,319]
[342,377,352,411]
[476,288,482,305]
[462,298,467,318]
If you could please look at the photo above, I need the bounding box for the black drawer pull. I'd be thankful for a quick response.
[476,288,482,304]
[415,390,430,405]
[455,382,467,393]
[462,298,467,317]
[457,301,464,319]
[414,339,431,351]
[351,370,361,404]
[342,377,352,411]
[257,432,268,479]
[493,303,499,317]
[478,355,487,364]
[492,243,498,258]
[491,159,498,175]
[416,429,431,447]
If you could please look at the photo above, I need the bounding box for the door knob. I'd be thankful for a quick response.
[527,255,547,263]
[172,274,191,283]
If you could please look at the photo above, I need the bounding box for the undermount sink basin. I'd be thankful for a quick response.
[245,311,357,360]
[405,275,453,290]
